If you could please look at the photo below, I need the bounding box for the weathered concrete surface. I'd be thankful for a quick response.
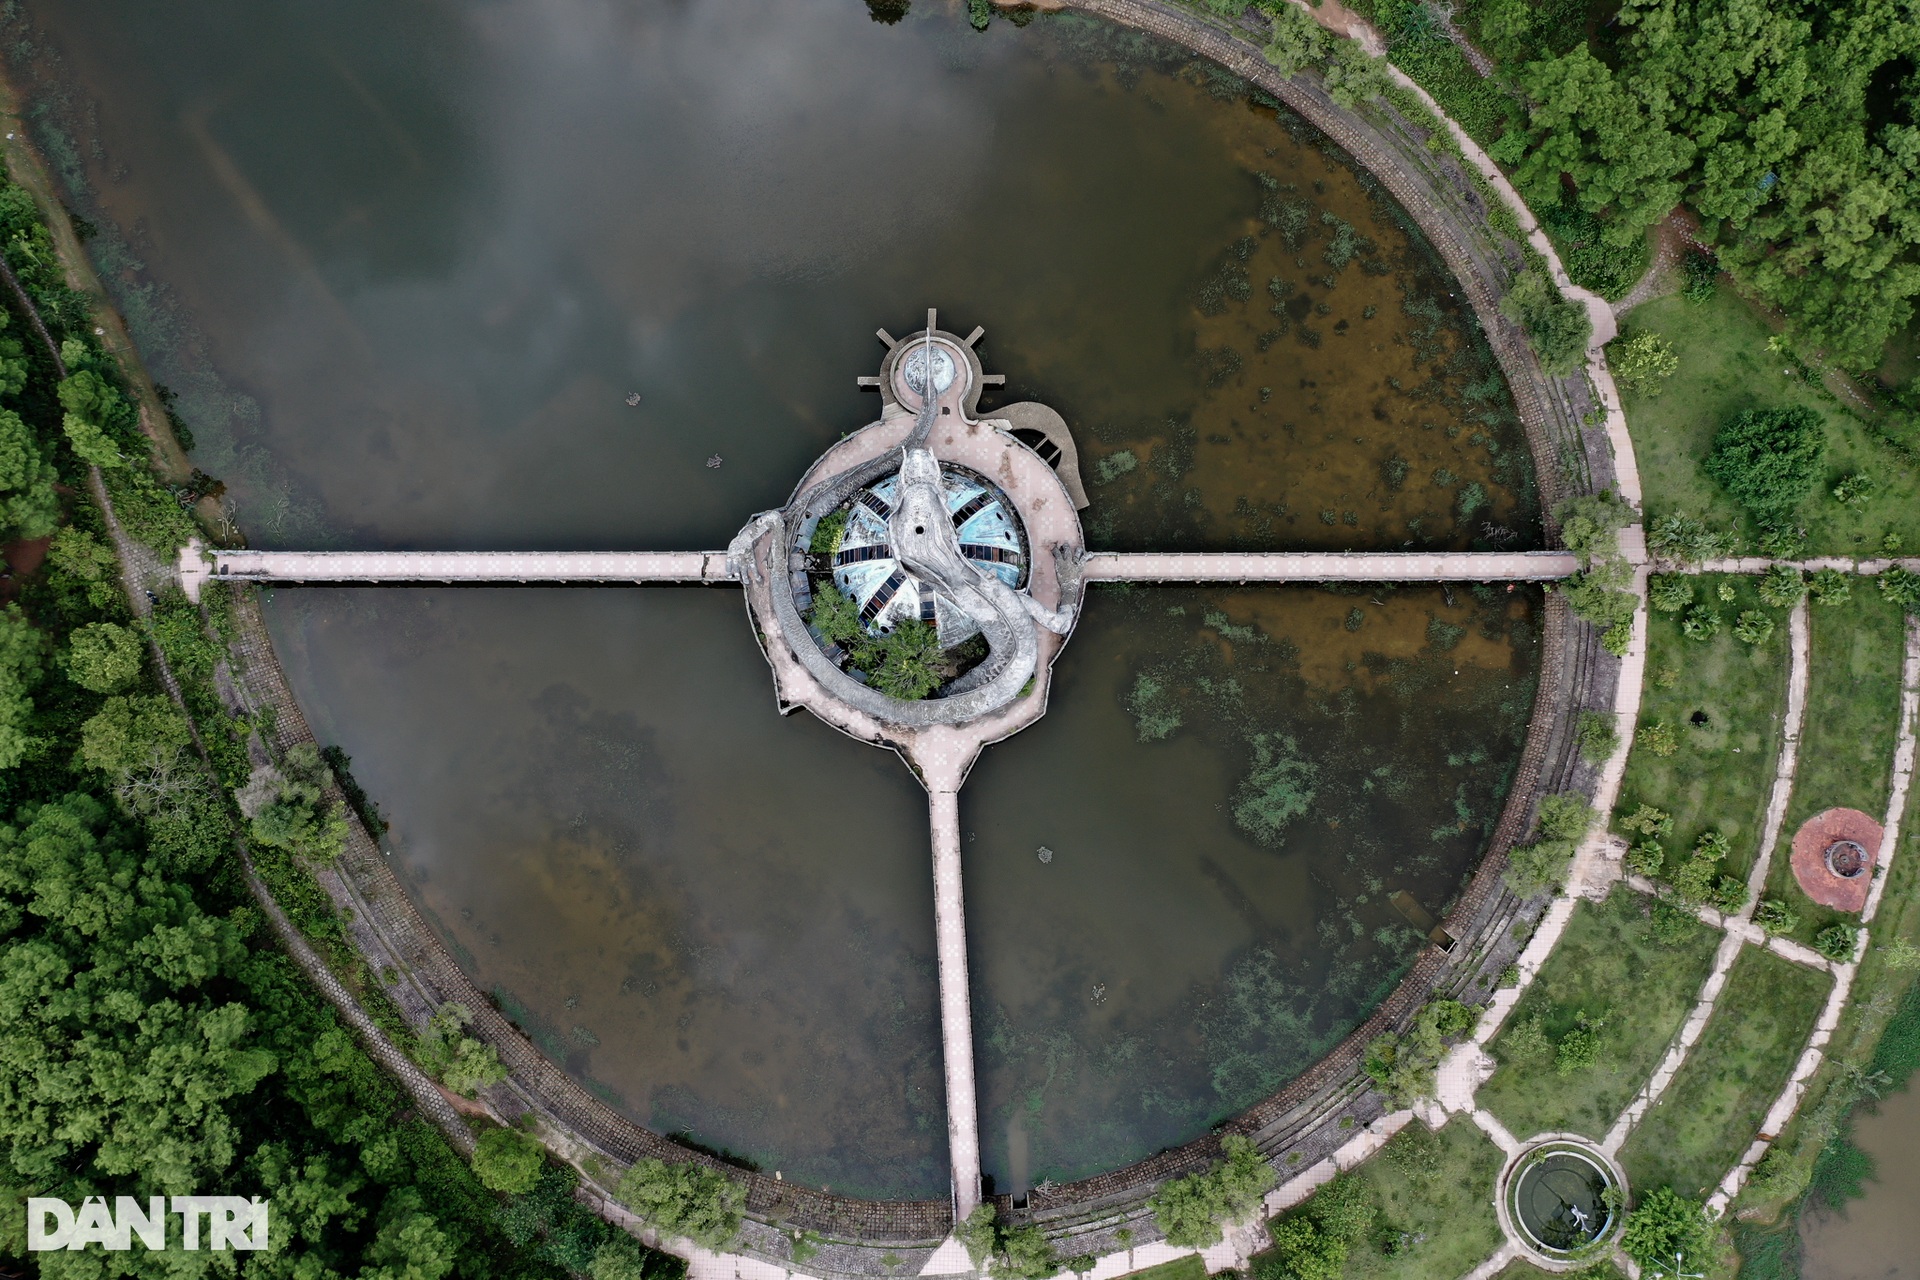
[1082,550,1578,582]
[196,548,732,590]
[929,788,981,1218]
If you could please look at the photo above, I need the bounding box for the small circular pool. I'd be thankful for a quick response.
[1506,1142,1620,1259]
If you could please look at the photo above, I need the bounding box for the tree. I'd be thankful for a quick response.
[1500,269,1591,375]
[1364,1000,1477,1104]
[613,1159,745,1250]
[1263,1219,1345,1280]
[61,410,122,469]
[1261,1,1391,108]
[1704,407,1825,518]
[808,581,866,648]
[1576,710,1618,763]
[1648,575,1693,612]
[592,1238,656,1280]
[473,1127,546,1194]
[1880,566,1920,614]
[1809,567,1852,606]
[0,604,43,769]
[1149,1134,1276,1247]
[360,1187,457,1280]
[1609,332,1678,394]
[0,408,58,541]
[957,1203,998,1266]
[78,692,191,778]
[866,620,944,700]
[62,620,144,693]
[1620,1187,1710,1273]
[1757,564,1805,608]
[246,743,349,862]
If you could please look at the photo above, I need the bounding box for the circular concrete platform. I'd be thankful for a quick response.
[1790,807,1884,914]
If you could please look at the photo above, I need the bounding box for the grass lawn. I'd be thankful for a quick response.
[1761,588,1909,945]
[1478,887,1722,1142]
[1256,1117,1504,1280]
[1617,283,1920,556]
[1612,573,1790,879]
[1121,1259,1204,1280]
[1621,947,1830,1200]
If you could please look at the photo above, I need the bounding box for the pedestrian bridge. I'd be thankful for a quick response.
[189,547,1577,590]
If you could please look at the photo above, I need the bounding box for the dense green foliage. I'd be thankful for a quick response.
[1363,999,1477,1105]
[1704,406,1827,520]
[807,579,950,700]
[1259,0,1392,109]
[1608,332,1678,394]
[1148,1134,1277,1248]
[612,1159,745,1251]
[1620,1187,1712,1273]
[956,1203,1059,1280]
[1477,0,1920,370]
[1498,268,1592,376]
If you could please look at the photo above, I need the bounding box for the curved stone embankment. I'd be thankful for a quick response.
[195,9,1635,1278]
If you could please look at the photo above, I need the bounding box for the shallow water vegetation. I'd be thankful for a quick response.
[1480,887,1720,1141]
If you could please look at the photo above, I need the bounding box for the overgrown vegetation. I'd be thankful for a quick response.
[806,578,950,700]
[1612,574,1789,882]
[1363,998,1477,1105]
[613,1158,746,1251]
[1551,490,1637,657]
[1148,1134,1277,1248]
[1620,948,1829,1199]
[1251,1118,1503,1280]
[1479,888,1720,1141]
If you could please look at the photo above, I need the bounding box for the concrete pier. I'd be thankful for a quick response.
[193,549,735,591]
[928,788,982,1220]
[1081,550,1578,582]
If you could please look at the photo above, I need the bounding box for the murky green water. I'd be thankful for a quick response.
[27,0,1541,1195]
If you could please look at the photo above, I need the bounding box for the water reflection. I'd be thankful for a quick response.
[27,0,1544,1192]
[966,584,1539,1188]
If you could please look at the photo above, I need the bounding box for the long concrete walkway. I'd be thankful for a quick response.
[192,548,734,590]
[928,789,982,1219]
[1081,550,1577,582]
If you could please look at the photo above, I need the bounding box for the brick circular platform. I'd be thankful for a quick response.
[1790,807,1885,913]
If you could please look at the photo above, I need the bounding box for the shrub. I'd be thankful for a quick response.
[1507,838,1577,896]
[1681,248,1718,303]
[1758,521,1808,557]
[1365,1000,1476,1104]
[1262,1219,1345,1280]
[1754,899,1800,935]
[1576,710,1618,763]
[1648,575,1693,612]
[1809,567,1853,606]
[1646,512,1737,563]
[957,1204,997,1266]
[1814,923,1860,963]
[1620,803,1675,840]
[1610,331,1679,393]
[1501,1012,1552,1064]
[1757,564,1806,608]
[614,1159,746,1250]
[1668,831,1732,907]
[1626,840,1666,877]
[1680,605,1722,641]
[1636,721,1679,757]
[1150,1134,1276,1248]
[1537,793,1594,841]
[1733,609,1775,645]
[1832,471,1878,507]
[808,509,847,556]
[1500,268,1592,375]
[1880,566,1920,614]
[1555,1015,1602,1075]
[1621,1187,1712,1272]
[473,1128,546,1195]
[1704,406,1826,518]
